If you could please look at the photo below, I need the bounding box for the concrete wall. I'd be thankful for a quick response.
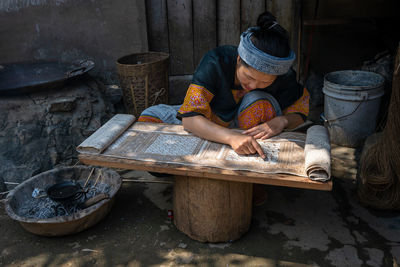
[0,0,148,83]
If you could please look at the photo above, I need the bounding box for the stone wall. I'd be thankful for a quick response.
[0,0,147,193]
[0,77,115,191]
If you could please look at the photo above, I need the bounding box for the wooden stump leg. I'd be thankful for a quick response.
[173,175,253,243]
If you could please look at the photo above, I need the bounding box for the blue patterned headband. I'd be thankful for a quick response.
[238,27,295,75]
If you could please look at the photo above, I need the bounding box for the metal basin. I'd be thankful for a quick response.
[5,166,121,236]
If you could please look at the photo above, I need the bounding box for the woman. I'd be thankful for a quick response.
[138,12,309,159]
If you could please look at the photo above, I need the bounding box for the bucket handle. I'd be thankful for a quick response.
[322,92,368,127]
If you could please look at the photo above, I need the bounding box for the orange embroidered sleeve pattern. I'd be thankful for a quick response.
[178,84,215,119]
[283,88,310,116]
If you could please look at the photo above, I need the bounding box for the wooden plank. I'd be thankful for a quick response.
[217,0,241,46]
[241,0,266,33]
[167,0,194,75]
[268,0,298,72]
[268,0,294,36]
[294,0,302,81]
[193,0,217,67]
[145,0,169,53]
[79,154,333,191]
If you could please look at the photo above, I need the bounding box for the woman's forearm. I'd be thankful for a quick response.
[282,113,304,130]
[243,113,305,140]
[182,115,238,145]
[182,115,266,158]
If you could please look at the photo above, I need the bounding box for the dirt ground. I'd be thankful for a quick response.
[1,170,399,267]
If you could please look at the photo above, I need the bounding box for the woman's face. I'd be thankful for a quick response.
[235,56,277,91]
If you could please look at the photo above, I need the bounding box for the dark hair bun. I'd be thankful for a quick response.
[256,11,288,39]
[257,11,278,29]
[251,11,291,58]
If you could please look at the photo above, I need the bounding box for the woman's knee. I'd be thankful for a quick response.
[237,99,277,129]
[138,104,182,124]
[138,105,164,123]
[240,91,282,115]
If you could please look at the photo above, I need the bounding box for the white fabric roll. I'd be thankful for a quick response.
[304,125,331,181]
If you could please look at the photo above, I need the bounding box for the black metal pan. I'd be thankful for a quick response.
[0,59,94,96]
[46,181,86,203]
[46,181,109,208]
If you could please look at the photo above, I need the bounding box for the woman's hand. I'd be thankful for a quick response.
[182,115,266,158]
[228,133,265,158]
[243,116,288,140]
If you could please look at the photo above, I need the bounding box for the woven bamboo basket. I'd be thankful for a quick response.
[116,52,169,117]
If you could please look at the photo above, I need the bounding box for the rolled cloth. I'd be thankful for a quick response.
[304,125,331,182]
[237,27,295,75]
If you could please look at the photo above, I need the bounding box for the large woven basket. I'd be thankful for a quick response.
[116,52,169,117]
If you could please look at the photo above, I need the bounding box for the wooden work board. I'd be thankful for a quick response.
[77,115,332,191]
[79,153,332,191]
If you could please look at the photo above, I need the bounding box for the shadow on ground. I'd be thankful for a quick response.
[0,171,399,267]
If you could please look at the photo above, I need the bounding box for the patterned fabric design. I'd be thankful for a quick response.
[238,99,276,129]
[178,84,214,119]
[283,88,310,116]
[137,115,163,123]
[231,89,248,104]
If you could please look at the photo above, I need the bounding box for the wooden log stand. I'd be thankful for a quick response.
[173,175,252,243]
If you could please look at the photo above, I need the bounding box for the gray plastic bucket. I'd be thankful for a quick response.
[322,70,384,147]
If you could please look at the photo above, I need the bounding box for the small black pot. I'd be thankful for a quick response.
[46,181,85,203]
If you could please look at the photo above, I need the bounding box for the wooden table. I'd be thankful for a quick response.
[79,153,332,242]
[77,118,332,242]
